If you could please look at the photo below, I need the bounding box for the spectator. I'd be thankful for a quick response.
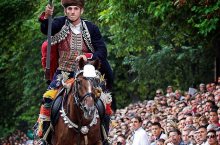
[181,129,190,144]
[205,100,216,112]
[207,94,215,102]
[207,124,218,133]
[151,115,161,123]
[165,120,177,134]
[166,86,174,97]
[218,108,220,124]
[174,90,184,101]
[216,127,220,143]
[155,139,165,145]
[199,116,209,127]
[185,115,193,126]
[193,130,202,145]
[188,129,196,145]
[195,93,203,104]
[198,125,208,144]
[207,130,218,145]
[115,135,126,145]
[215,95,220,107]
[177,118,186,132]
[145,121,153,132]
[206,83,213,93]
[209,109,220,127]
[142,119,148,130]
[156,89,164,98]
[184,92,192,103]
[164,129,184,145]
[130,116,150,145]
[150,122,167,145]
[189,97,198,113]
[140,111,146,120]
[199,83,206,93]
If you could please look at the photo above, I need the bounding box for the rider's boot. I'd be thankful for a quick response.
[37,105,51,138]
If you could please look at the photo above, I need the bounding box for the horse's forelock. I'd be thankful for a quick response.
[78,58,86,70]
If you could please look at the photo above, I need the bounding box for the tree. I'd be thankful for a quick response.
[98,0,219,99]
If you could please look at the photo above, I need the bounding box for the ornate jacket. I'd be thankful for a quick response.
[39,13,113,90]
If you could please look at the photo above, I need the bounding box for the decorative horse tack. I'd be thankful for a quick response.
[50,60,104,145]
[59,106,99,134]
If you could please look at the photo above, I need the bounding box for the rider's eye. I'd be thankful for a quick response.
[67,7,72,11]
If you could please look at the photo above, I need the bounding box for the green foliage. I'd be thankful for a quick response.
[188,0,220,36]
[0,0,44,137]
[98,0,218,104]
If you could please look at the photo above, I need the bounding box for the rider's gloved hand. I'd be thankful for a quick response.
[44,4,54,19]
[76,55,87,62]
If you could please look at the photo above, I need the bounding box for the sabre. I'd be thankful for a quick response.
[45,0,53,81]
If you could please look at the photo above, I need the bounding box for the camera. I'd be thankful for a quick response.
[117,142,122,145]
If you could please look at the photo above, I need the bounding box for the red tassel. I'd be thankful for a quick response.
[40,105,51,117]
[105,104,113,115]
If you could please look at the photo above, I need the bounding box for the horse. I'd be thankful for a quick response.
[50,59,103,145]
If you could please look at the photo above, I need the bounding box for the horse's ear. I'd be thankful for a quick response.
[78,58,86,70]
[92,59,101,70]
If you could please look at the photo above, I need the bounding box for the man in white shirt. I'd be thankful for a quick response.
[131,116,151,145]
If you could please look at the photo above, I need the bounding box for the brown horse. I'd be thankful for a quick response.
[51,59,103,145]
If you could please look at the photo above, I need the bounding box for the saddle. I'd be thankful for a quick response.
[50,88,65,127]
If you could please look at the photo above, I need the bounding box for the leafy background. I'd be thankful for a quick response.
[0,0,219,137]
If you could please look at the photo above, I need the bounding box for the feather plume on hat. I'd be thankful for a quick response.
[61,0,84,8]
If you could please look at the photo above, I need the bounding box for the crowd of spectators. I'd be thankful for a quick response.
[108,77,220,145]
[0,130,33,145]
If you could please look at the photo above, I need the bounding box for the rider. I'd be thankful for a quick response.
[36,0,114,140]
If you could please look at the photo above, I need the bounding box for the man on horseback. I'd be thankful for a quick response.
[36,0,114,143]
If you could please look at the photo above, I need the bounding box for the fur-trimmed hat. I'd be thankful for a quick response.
[61,0,84,8]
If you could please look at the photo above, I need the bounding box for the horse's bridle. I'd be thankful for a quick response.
[74,76,96,111]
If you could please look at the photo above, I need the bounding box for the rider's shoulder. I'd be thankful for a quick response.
[81,19,98,27]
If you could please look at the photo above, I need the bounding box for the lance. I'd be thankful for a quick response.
[45,0,53,81]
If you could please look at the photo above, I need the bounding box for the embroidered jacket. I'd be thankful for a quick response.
[39,13,113,90]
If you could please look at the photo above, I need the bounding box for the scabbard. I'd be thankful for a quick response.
[45,0,53,81]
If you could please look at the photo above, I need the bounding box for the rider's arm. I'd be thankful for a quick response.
[38,4,65,36]
[88,23,107,61]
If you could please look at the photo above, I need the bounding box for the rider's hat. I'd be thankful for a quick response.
[61,0,84,8]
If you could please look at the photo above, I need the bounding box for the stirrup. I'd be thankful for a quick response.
[33,123,51,145]
[33,121,51,138]
[33,122,39,138]
[36,138,48,145]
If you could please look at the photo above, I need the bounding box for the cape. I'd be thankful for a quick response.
[41,41,59,80]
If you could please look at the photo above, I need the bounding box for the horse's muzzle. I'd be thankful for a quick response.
[82,96,96,119]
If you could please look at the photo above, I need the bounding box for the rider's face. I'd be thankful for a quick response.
[65,6,83,24]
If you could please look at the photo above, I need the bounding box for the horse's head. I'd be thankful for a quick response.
[73,58,101,120]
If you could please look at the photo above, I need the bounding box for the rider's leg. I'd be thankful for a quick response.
[37,89,58,137]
